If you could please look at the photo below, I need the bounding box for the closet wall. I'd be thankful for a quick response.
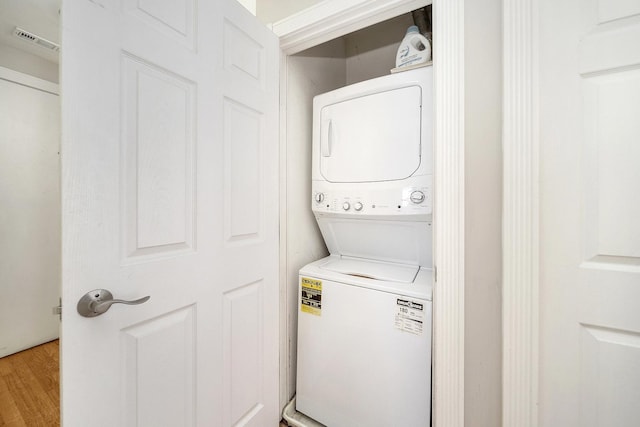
[257,0,325,24]
[282,38,345,398]
[280,10,423,404]
[0,42,58,82]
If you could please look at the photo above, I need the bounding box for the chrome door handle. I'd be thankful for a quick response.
[77,289,150,318]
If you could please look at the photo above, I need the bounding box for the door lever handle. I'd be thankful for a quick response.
[77,289,150,318]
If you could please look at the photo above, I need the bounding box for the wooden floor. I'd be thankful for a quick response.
[0,340,288,426]
[0,340,59,427]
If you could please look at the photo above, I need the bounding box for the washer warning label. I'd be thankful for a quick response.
[301,277,322,316]
[395,298,424,335]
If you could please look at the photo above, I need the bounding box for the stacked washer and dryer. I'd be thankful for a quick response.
[296,66,433,427]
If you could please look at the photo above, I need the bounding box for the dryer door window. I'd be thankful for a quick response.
[319,85,422,183]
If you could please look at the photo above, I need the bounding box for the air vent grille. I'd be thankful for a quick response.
[13,27,60,52]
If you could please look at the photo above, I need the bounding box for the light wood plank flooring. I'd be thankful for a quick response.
[0,340,59,427]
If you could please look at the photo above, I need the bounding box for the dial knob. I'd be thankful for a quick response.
[410,190,426,204]
[342,202,351,211]
[354,202,363,211]
[314,193,325,203]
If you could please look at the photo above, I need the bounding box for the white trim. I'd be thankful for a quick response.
[0,65,59,95]
[502,0,539,426]
[275,1,466,425]
[278,50,290,412]
[431,0,465,425]
[273,0,430,55]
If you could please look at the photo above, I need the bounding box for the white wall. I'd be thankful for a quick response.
[0,42,58,83]
[257,0,325,24]
[236,0,256,14]
[344,13,414,84]
[282,38,346,403]
[0,69,60,357]
[463,0,503,425]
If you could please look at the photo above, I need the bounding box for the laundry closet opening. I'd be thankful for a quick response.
[280,4,434,418]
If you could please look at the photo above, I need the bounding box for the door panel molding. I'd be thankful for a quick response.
[121,305,196,426]
[502,0,539,426]
[579,324,640,427]
[120,53,197,262]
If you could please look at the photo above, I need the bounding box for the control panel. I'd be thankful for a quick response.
[312,185,432,216]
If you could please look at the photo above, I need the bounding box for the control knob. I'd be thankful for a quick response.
[314,193,325,203]
[410,190,426,204]
[342,202,351,211]
[354,202,363,211]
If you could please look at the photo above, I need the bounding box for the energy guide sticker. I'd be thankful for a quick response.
[301,277,322,316]
[395,298,424,335]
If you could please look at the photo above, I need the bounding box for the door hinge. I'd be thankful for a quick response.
[433,265,437,283]
[52,298,62,321]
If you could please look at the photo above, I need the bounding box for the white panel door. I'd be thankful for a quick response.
[539,0,640,425]
[60,1,279,426]
[0,75,59,358]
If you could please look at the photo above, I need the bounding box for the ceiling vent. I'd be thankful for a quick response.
[13,27,60,52]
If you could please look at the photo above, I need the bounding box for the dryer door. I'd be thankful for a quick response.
[319,85,422,183]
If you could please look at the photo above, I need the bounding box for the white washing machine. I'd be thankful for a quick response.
[296,67,433,426]
[297,256,432,427]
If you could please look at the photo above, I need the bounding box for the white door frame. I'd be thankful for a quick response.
[502,0,539,426]
[273,0,466,425]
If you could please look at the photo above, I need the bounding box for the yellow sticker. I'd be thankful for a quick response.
[301,277,322,316]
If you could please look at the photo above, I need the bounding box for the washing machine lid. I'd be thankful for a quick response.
[319,256,419,284]
[315,216,432,268]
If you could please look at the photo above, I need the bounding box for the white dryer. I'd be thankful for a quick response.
[296,67,433,426]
